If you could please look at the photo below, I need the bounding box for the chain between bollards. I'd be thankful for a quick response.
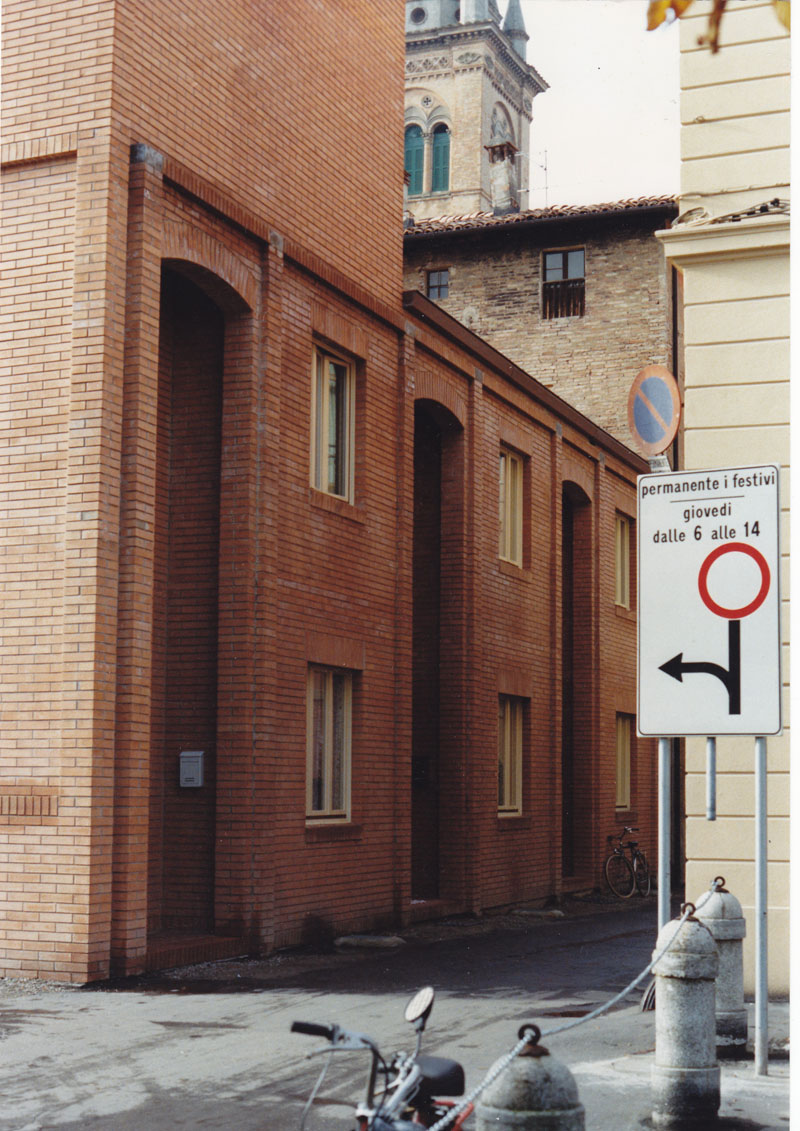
[426,879,725,1131]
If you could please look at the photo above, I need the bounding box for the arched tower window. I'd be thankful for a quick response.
[405,125,424,196]
[431,124,450,193]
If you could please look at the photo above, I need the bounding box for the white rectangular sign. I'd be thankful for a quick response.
[638,465,781,736]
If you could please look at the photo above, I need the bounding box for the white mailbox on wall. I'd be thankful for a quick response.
[179,750,205,787]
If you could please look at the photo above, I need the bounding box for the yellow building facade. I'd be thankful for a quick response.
[658,0,790,994]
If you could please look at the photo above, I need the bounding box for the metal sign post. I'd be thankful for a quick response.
[628,369,682,933]
[754,736,768,1075]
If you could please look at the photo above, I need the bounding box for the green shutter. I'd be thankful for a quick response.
[405,126,423,195]
[431,126,450,193]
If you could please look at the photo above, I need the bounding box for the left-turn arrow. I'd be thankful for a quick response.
[658,620,741,715]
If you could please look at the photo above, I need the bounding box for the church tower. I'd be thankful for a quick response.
[405,0,547,221]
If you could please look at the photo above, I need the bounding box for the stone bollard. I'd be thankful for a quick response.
[651,908,720,1129]
[476,1027,585,1130]
[694,878,748,1059]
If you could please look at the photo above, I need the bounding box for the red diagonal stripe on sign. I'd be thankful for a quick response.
[637,388,670,434]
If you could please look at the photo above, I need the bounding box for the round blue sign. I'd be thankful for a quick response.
[627,365,681,457]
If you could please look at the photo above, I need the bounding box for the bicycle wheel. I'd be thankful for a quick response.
[633,851,651,897]
[604,851,635,898]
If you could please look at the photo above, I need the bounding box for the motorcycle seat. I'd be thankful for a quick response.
[414,1054,465,1097]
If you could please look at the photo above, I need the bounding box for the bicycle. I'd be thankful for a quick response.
[603,825,651,898]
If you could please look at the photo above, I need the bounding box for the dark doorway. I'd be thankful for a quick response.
[149,268,223,933]
[561,483,592,879]
[411,406,442,899]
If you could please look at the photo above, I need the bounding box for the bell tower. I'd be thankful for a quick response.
[405,0,547,220]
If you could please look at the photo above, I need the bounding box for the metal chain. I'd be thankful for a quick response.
[423,878,724,1131]
[540,878,723,1039]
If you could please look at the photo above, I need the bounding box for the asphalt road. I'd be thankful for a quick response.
[0,901,789,1130]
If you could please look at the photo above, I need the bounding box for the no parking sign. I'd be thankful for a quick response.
[637,465,782,736]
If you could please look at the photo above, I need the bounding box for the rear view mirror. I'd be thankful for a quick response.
[404,985,435,1028]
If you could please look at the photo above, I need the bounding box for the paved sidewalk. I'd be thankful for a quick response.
[0,898,790,1129]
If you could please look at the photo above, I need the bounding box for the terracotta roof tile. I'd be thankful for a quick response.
[404,195,677,236]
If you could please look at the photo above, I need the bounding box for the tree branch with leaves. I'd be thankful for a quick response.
[647,0,790,52]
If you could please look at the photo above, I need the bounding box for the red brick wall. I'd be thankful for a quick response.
[1,3,654,981]
[153,270,223,932]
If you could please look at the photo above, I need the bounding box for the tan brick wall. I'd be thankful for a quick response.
[0,158,75,978]
[404,219,673,445]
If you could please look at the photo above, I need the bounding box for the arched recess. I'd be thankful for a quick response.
[147,250,256,944]
[162,222,259,313]
[411,396,467,902]
[490,103,515,145]
[560,479,594,882]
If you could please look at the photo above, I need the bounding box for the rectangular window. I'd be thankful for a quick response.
[311,347,354,500]
[499,447,523,565]
[615,513,632,608]
[615,714,632,811]
[498,696,523,814]
[542,247,585,319]
[307,667,352,820]
[426,268,450,300]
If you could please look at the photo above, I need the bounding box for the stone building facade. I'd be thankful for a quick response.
[658,0,790,995]
[404,0,547,220]
[1,0,654,982]
[403,1,677,448]
[404,198,678,444]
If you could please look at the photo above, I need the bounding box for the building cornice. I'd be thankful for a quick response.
[657,214,789,264]
[406,24,547,97]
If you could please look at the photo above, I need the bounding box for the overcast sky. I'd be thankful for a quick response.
[520,0,681,207]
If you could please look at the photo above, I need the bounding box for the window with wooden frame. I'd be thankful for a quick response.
[306,666,352,821]
[311,346,354,500]
[542,247,585,319]
[615,513,632,608]
[615,713,632,811]
[498,695,524,815]
[426,268,450,300]
[499,447,523,565]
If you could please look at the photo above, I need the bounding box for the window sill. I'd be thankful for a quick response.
[309,489,365,524]
[498,559,529,581]
[305,822,363,843]
[407,190,451,201]
[497,813,531,830]
[614,604,635,623]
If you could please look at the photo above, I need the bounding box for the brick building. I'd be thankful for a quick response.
[1,0,654,983]
[404,199,678,443]
[402,1,678,445]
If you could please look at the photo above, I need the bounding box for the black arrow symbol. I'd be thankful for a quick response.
[659,620,741,714]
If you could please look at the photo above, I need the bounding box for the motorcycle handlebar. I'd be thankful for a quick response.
[291,1020,336,1040]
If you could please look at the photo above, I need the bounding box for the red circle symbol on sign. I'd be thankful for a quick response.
[698,542,770,619]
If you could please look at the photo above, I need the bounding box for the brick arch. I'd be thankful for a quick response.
[560,454,594,502]
[162,220,258,313]
[414,370,466,427]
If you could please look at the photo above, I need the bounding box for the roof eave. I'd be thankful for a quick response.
[402,290,648,474]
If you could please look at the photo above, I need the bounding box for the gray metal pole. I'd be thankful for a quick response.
[706,737,716,821]
[754,735,768,1076]
[658,736,672,931]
